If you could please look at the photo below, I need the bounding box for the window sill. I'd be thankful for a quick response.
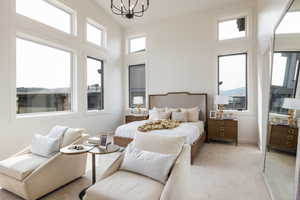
[86,110,111,116]
[16,111,78,120]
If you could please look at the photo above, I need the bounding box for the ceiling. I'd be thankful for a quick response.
[95,0,249,27]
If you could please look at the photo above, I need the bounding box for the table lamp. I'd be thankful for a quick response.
[133,96,144,114]
[282,98,300,125]
[215,95,229,119]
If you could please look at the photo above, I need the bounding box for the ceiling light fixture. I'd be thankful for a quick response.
[111,0,150,19]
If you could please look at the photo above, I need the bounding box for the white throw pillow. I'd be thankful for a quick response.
[153,107,166,112]
[172,111,188,122]
[165,107,179,112]
[31,134,60,158]
[134,132,185,157]
[62,128,84,147]
[181,107,199,122]
[120,143,176,184]
[149,110,171,120]
[47,126,68,147]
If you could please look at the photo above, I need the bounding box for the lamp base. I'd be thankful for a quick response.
[287,109,296,126]
[217,104,225,119]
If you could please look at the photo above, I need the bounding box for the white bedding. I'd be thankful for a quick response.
[115,120,204,144]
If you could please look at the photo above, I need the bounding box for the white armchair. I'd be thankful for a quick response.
[0,129,88,200]
[83,133,191,200]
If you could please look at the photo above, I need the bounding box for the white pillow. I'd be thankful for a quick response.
[153,107,166,112]
[62,128,84,147]
[47,126,68,147]
[172,111,188,122]
[120,143,176,184]
[165,107,179,112]
[31,134,60,158]
[180,107,199,122]
[149,110,171,120]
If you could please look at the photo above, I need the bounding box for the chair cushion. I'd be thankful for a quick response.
[0,153,47,181]
[134,133,185,157]
[84,171,164,200]
[62,128,84,147]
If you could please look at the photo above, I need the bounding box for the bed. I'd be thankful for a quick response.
[114,92,208,164]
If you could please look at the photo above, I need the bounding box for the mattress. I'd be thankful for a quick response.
[115,120,204,144]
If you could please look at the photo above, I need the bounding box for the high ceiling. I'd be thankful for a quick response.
[95,0,249,27]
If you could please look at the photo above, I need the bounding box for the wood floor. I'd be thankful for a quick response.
[0,143,271,200]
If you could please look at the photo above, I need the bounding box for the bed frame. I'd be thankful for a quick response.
[114,92,208,164]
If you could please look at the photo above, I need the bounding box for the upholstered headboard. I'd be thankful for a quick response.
[149,92,208,122]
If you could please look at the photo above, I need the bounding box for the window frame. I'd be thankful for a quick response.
[16,35,75,116]
[217,52,248,111]
[128,36,146,54]
[128,64,146,108]
[217,16,248,41]
[16,0,77,35]
[86,56,104,112]
[86,18,106,48]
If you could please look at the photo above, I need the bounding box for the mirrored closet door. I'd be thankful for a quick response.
[264,0,300,199]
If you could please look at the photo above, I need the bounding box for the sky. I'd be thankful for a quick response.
[16,0,71,34]
[219,54,246,92]
[16,38,71,89]
[219,19,246,40]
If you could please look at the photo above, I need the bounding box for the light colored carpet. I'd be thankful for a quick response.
[0,143,271,200]
[265,151,296,200]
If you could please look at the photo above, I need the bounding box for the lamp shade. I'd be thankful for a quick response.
[133,96,144,105]
[282,98,300,110]
[215,95,229,105]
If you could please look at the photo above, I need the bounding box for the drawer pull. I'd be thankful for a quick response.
[288,129,295,134]
[220,131,225,137]
[220,127,225,131]
[287,135,294,140]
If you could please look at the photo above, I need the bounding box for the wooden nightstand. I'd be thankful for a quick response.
[208,118,238,145]
[125,115,148,124]
[268,123,298,152]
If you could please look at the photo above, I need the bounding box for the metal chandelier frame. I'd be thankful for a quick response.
[111,0,150,19]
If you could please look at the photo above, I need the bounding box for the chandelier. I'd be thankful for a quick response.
[111,0,150,19]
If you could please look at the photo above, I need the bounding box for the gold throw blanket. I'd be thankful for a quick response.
[138,120,181,132]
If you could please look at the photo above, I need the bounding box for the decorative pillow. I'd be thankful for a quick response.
[153,107,166,112]
[47,126,68,147]
[165,107,179,112]
[149,110,171,120]
[120,143,177,184]
[31,134,60,158]
[134,132,185,156]
[62,128,84,147]
[180,107,199,122]
[172,111,188,122]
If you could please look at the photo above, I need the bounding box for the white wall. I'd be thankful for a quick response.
[0,0,124,160]
[124,1,259,144]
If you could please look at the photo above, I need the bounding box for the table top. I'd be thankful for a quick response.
[60,144,120,155]
[60,145,94,155]
[88,145,120,155]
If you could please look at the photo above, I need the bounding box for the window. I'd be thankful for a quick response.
[87,23,103,46]
[129,64,146,108]
[276,11,300,34]
[218,17,246,40]
[218,53,248,110]
[270,52,300,114]
[16,38,72,114]
[16,0,72,34]
[129,37,146,53]
[87,57,104,111]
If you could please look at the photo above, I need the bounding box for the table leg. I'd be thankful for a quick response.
[92,153,96,184]
[79,154,97,199]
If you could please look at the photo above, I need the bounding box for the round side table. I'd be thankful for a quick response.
[78,144,120,199]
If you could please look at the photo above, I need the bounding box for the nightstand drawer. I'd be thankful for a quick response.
[125,115,148,123]
[208,119,238,145]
